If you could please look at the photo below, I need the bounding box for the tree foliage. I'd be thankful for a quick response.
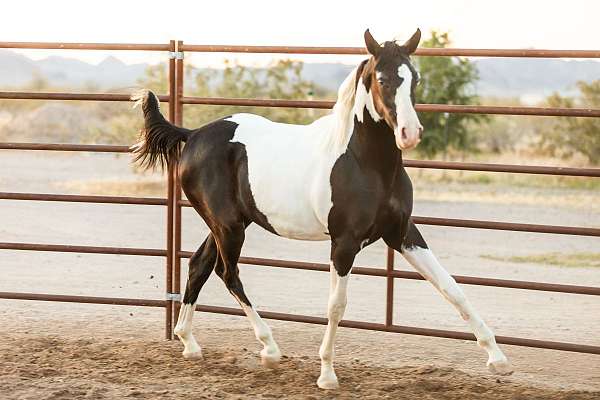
[414,32,484,158]
[539,80,600,164]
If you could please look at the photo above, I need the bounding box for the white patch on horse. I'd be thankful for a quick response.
[354,77,381,123]
[401,245,512,375]
[323,65,359,156]
[232,295,281,368]
[393,64,421,150]
[318,266,351,389]
[228,114,335,240]
[173,303,203,359]
[226,68,361,241]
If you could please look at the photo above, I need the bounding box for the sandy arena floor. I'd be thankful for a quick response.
[1,152,599,399]
[2,308,600,400]
[1,338,598,399]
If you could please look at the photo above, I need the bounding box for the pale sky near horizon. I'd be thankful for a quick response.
[2,0,600,66]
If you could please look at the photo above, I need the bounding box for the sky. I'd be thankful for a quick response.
[2,0,600,66]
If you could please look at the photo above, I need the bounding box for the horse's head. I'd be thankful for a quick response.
[356,29,423,150]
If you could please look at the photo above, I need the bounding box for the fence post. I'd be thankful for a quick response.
[165,39,177,340]
[172,40,185,329]
[385,246,394,326]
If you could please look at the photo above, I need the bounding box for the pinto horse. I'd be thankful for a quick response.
[131,29,512,389]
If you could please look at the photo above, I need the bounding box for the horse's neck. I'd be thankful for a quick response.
[348,115,403,182]
[320,67,401,179]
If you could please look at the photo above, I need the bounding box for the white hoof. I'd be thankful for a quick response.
[487,358,513,376]
[260,349,281,369]
[174,326,203,361]
[317,374,339,390]
[182,350,203,360]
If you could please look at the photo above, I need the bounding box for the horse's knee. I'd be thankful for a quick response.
[441,282,471,320]
[327,297,347,323]
[441,282,465,303]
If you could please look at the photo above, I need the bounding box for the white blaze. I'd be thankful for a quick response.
[394,64,422,150]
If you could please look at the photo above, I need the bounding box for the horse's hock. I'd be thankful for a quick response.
[0,40,599,357]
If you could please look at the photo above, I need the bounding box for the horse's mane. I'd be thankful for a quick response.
[321,65,360,155]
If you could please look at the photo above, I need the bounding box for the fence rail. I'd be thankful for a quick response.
[0,192,167,206]
[1,39,598,352]
[180,96,600,117]
[0,242,166,257]
[0,91,169,102]
[4,92,599,117]
[0,42,170,51]
[179,44,600,58]
[1,142,598,176]
[4,41,600,57]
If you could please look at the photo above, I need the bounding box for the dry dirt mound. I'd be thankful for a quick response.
[1,334,598,400]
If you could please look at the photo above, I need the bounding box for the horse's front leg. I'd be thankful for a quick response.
[384,221,513,375]
[317,237,358,389]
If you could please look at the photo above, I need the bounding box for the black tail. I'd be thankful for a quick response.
[130,90,190,171]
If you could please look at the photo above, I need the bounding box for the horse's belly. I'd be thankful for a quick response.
[266,211,330,241]
[249,174,331,241]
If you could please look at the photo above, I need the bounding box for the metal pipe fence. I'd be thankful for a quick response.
[0,40,598,353]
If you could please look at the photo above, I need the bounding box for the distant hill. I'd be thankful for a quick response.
[474,58,600,103]
[0,51,39,87]
[0,50,598,102]
[37,55,148,89]
[0,51,147,89]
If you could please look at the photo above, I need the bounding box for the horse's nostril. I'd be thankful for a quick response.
[418,127,424,139]
[401,127,408,140]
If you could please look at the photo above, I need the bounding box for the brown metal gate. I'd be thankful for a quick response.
[1,40,599,354]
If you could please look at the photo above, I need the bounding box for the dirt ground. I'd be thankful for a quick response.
[1,152,599,399]
[1,332,599,400]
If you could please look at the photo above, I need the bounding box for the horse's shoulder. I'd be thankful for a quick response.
[388,166,413,217]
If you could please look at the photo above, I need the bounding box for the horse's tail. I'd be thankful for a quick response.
[130,89,190,171]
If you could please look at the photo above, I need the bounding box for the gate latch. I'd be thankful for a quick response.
[166,292,182,302]
[168,51,184,60]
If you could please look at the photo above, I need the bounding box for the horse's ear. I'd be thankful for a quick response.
[403,28,421,54]
[364,29,381,57]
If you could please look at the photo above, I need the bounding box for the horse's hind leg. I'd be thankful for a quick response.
[174,234,218,359]
[213,222,282,368]
[385,222,512,375]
